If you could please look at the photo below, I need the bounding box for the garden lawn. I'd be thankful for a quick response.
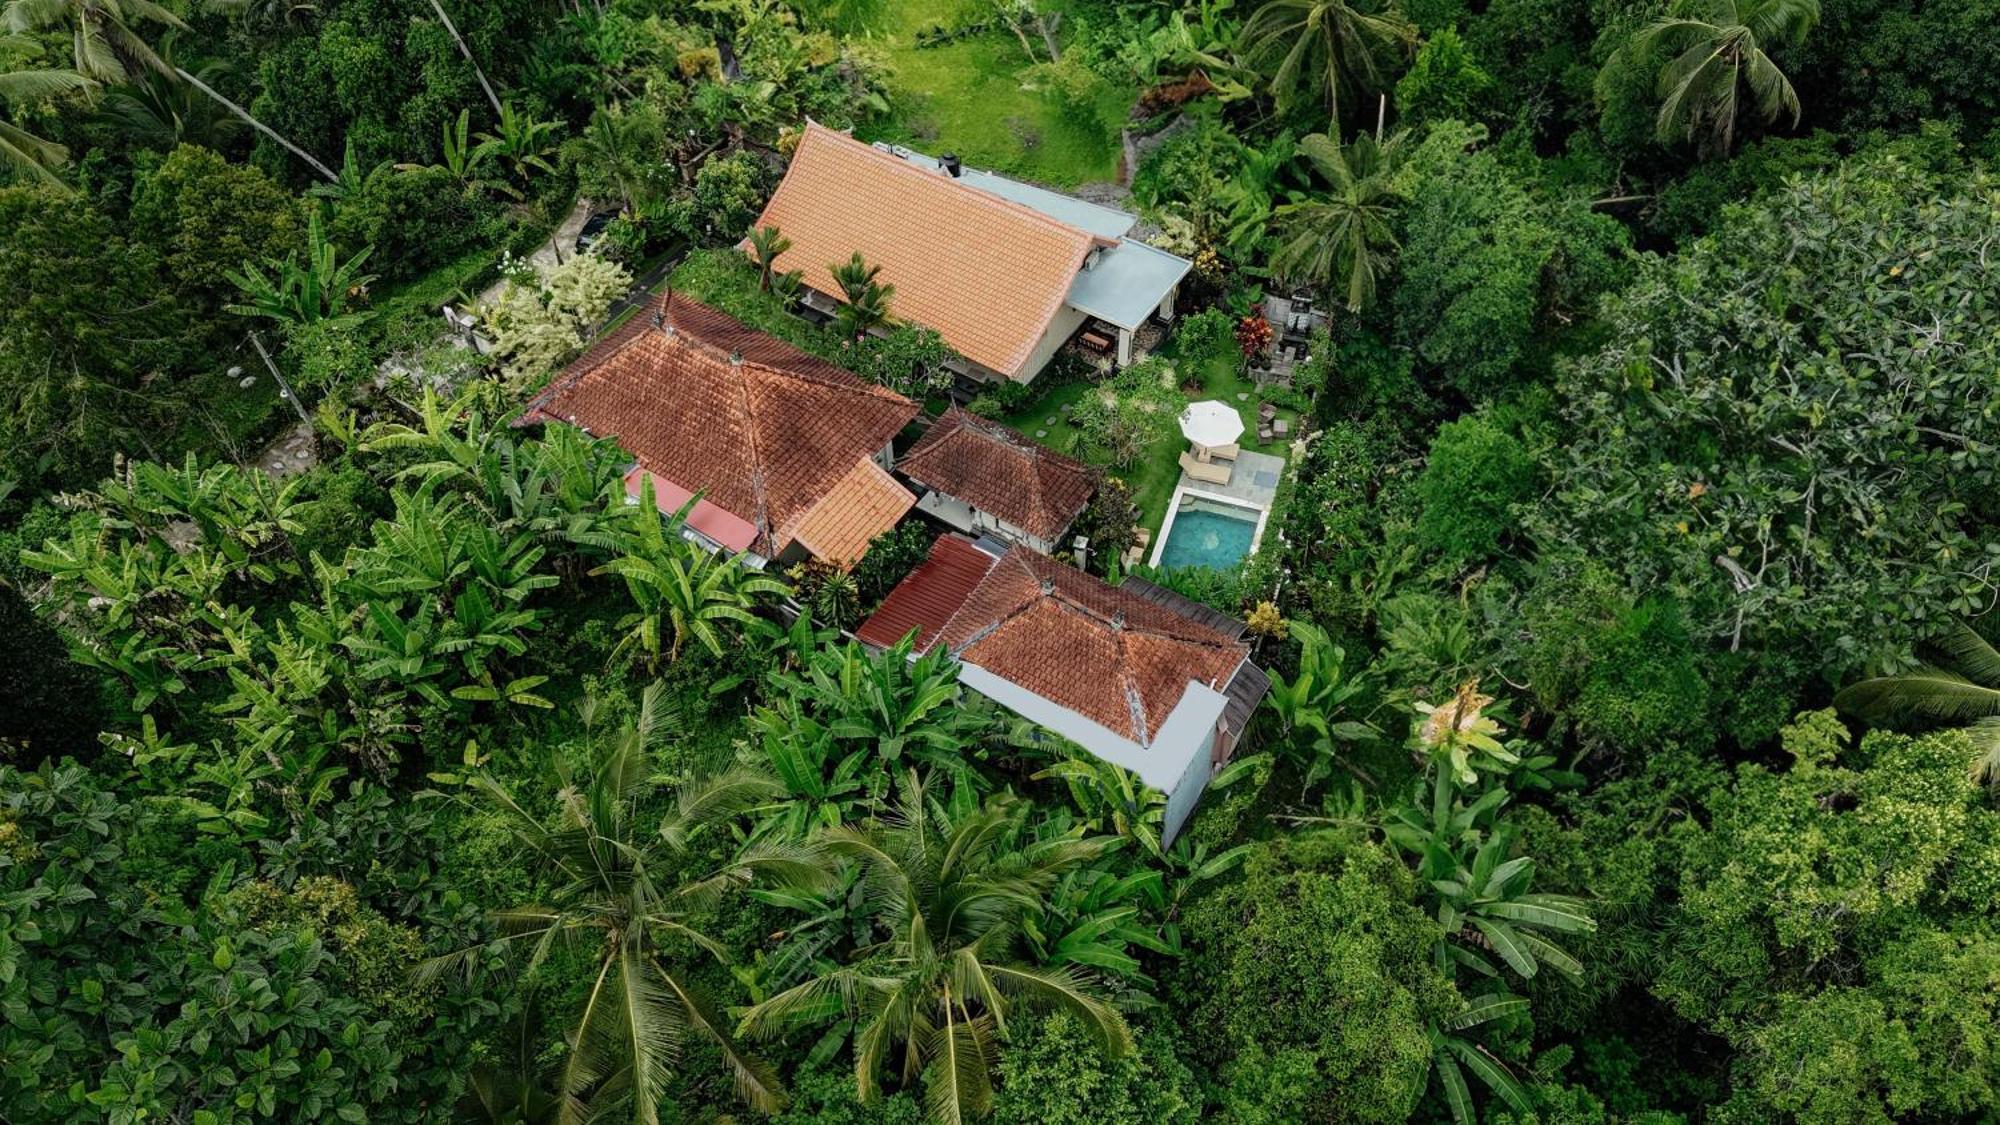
[996,350,1295,540]
[855,0,1136,188]
[996,379,1182,538]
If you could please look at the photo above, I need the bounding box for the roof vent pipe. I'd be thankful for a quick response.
[941,152,962,178]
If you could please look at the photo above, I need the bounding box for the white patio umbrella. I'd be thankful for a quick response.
[1179,399,1244,451]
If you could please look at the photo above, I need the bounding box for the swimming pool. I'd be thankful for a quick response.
[1154,495,1262,570]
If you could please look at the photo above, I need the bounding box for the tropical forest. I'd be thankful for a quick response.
[3,0,1999,1122]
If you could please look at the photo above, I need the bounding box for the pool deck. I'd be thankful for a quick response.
[1148,448,1284,569]
[1175,449,1284,508]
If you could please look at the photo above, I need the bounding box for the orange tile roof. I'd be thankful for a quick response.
[522,295,918,562]
[898,407,1096,543]
[748,122,1104,377]
[928,546,1248,745]
[790,457,917,568]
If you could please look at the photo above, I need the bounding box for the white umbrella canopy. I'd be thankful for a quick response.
[1179,399,1244,448]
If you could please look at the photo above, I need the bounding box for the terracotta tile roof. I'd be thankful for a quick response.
[747,122,1104,377]
[855,533,1000,650]
[523,295,918,561]
[790,457,917,567]
[898,408,1096,543]
[870,542,1249,746]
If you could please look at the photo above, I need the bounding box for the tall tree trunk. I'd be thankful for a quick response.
[427,0,505,118]
[174,66,339,183]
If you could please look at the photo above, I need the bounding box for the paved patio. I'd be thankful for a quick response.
[1172,448,1284,508]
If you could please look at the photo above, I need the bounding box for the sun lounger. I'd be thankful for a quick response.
[1179,451,1233,485]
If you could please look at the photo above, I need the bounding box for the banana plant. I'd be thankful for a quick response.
[1426,823,1595,982]
[592,481,789,669]
[1266,619,1379,792]
[451,672,554,710]
[762,633,990,781]
[746,702,876,838]
[1429,992,1534,1125]
[472,101,559,200]
[1033,748,1169,861]
[344,599,452,706]
[1021,866,1174,997]
[225,209,378,330]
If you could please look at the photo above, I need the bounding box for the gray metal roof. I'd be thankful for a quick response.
[1065,240,1192,330]
[873,142,1135,238]
[872,140,1193,332]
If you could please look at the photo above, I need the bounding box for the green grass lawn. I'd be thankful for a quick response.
[853,0,1136,188]
[997,347,1297,539]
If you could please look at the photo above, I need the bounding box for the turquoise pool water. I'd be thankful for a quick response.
[1156,498,1259,570]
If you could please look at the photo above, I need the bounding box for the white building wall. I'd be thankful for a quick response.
[1017,304,1092,383]
[1161,725,1220,846]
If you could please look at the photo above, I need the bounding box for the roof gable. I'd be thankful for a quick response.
[524,295,917,558]
[898,408,1096,542]
[748,123,1102,376]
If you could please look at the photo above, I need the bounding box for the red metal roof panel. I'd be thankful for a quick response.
[855,534,1000,651]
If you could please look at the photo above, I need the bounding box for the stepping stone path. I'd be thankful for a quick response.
[1035,429,1049,438]
[252,420,319,479]
[1236,392,1249,401]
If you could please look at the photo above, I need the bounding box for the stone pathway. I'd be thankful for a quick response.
[473,196,598,307]
[251,420,319,479]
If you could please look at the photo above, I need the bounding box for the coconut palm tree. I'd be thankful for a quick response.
[1237,0,1416,126]
[572,101,665,218]
[747,224,791,292]
[741,773,1134,1124]
[1,0,184,83]
[830,251,893,340]
[419,683,816,1121]
[1269,129,1406,312]
[0,50,91,187]
[1835,618,2000,788]
[97,51,244,151]
[1634,0,1819,155]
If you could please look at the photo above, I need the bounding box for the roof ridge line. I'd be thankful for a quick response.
[726,344,775,549]
[662,303,911,407]
[804,122,1110,249]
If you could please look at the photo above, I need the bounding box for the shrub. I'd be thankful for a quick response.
[1515,557,1714,755]
[0,581,104,764]
[1414,412,1539,564]
[1174,307,1236,368]
[483,254,634,393]
[332,165,500,282]
[993,1013,1201,1124]
[129,144,302,313]
[690,150,771,244]
[1394,27,1497,126]
[1175,830,1460,1123]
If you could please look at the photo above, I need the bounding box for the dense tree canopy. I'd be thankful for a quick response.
[5,0,2000,1120]
[1539,154,2000,677]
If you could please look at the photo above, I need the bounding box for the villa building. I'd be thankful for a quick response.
[748,122,1191,383]
[856,537,1269,844]
[898,407,1096,553]
[520,295,919,568]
